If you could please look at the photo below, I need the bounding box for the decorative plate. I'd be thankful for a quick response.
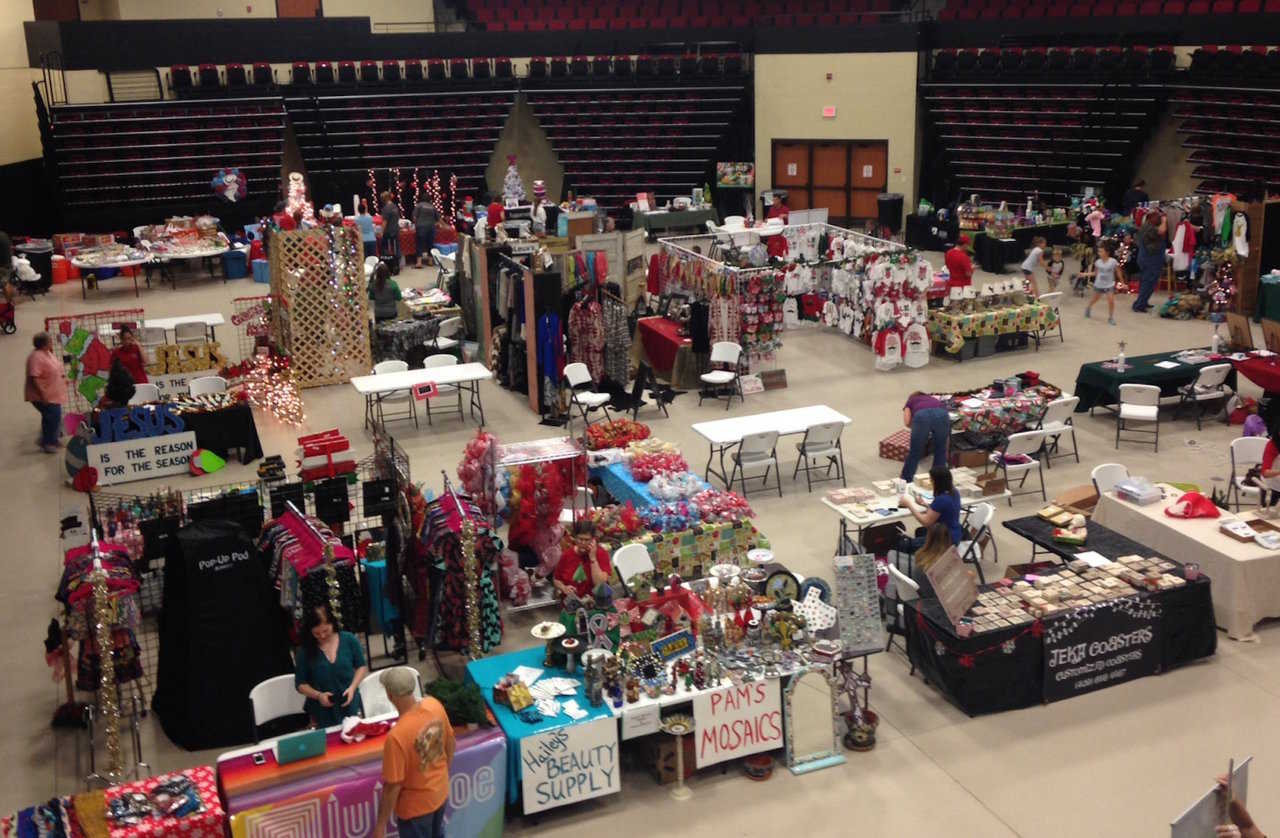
[747,548,774,565]
[710,563,741,582]
[660,713,695,736]
[763,570,800,602]
[531,621,566,640]
[798,576,833,604]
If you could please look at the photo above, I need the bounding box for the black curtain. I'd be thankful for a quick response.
[152,520,292,750]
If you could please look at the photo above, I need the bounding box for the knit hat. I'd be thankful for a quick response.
[532,180,547,200]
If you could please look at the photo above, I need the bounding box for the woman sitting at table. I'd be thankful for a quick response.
[910,523,957,598]
[898,465,963,553]
[294,603,368,728]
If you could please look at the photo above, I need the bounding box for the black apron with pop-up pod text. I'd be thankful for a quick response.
[153,520,292,749]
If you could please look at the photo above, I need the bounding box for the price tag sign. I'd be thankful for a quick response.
[413,382,439,400]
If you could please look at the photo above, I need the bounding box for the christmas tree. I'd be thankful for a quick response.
[502,154,525,205]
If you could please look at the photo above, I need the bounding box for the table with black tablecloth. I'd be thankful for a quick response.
[970,222,1072,274]
[1072,348,1237,412]
[1254,276,1280,323]
[905,213,959,252]
[906,515,1216,716]
[177,402,264,464]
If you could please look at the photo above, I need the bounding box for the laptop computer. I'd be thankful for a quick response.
[274,728,327,765]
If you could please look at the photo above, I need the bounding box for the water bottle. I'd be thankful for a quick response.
[1211,330,1221,355]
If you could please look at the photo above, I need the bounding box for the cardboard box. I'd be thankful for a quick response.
[646,731,697,785]
[951,448,989,468]
[1054,484,1099,514]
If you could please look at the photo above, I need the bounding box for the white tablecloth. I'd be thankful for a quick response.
[1093,487,1280,639]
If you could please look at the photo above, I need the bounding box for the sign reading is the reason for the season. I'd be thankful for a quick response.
[519,716,619,814]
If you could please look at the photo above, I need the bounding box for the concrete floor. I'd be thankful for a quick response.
[6,253,1278,837]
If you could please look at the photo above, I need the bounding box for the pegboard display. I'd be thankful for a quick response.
[268,227,371,388]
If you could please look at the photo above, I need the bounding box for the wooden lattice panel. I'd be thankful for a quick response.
[268,227,370,389]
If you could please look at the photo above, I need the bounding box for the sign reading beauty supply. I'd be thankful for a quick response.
[520,716,619,815]
[692,679,782,768]
[1043,598,1162,702]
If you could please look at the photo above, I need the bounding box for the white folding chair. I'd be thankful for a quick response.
[129,383,160,404]
[1036,395,1080,468]
[1116,383,1161,451]
[792,420,847,491]
[427,316,463,355]
[723,215,746,228]
[372,359,418,428]
[990,429,1048,506]
[1035,291,1065,346]
[174,321,209,344]
[358,666,423,719]
[1176,363,1233,429]
[249,674,306,741]
[565,361,612,431]
[1090,462,1130,496]
[613,542,655,595]
[1228,436,1269,511]
[730,430,781,498]
[956,501,995,585]
[558,486,595,525]
[699,341,744,410]
[884,563,919,672]
[188,375,227,396]
[421,353,463,426]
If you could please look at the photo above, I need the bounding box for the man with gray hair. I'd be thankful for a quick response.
[372,668,455,838]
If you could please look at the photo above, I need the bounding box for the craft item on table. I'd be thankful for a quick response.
[627,437,681,456]
[649,472,707,501]
[826,486,878,505]
[1038,505,1074,527]
[339,716,392,743]
[792,586,837,631]
[584,502,644,540]
[1164,491,1220,519]
[689,488,754,523]
[586,419,651,451]
[1051,515,1088,546]
[640,501,701,533]
[494,674,535,710]
[630,452,690,482]
[1220,519,1259,542]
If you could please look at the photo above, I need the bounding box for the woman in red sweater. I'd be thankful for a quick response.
[110,325,149,384]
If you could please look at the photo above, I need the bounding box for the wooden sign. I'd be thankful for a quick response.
[923,546,978,630]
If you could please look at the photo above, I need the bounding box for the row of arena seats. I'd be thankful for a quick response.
[932,45,1176,77]
[921,82,1162,205]
[939,0,1278,16]
[169,53,746,96]
[1189,45,1280,76]
[466,0,900,27]
[1173,83,1280,195]
[48,98,287,208]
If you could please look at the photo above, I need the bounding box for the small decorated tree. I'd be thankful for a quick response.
[502,154,526,205]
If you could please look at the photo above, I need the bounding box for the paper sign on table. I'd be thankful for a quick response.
[691,680,783,768]
[621,703,661,739]
[413,381,440,400]
[520,716,620,814]
[1153,361,1182,369]
[1073,551,1113,568]
[511,665,543,686]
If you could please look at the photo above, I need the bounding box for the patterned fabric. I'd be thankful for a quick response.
[709,295,740,345]
[948,383,1062,436]
[568,299,605,383]
[927,303,1060,354]
[298,563,366,634]
[373,318,439,364]
[602,296,630,386]
[103,766,225,837]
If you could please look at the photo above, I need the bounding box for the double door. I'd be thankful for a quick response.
[772,140,888,223]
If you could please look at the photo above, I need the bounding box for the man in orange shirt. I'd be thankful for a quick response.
[25,332,67,453]
[373,668,455,838]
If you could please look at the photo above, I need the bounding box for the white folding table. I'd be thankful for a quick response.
[692,404,851,488]
[350,362,493,429]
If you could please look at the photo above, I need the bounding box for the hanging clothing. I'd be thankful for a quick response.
[602,295,630,386]
[536,313,564,382]
[709,295,741,345]
[647,253,664,295]
[568,298,605,383]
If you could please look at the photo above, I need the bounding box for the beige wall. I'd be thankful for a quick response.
[324,0,434,30]
[110,0,274,18]
[0,0,40,166]
[754,52,919,213]
[79,0,432,26]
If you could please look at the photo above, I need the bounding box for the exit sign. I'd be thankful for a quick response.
[821,106,837,118]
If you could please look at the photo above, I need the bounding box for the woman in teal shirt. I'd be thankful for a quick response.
[294,604,369,727]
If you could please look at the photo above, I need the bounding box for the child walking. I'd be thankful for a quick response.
[1046,246,1065,292]
[1020,236,1046,297]
[1084,240,1123,325]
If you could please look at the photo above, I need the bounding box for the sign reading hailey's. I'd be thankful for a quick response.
[692,679,783,768]
[88,404,195,486]
[520,717,619,815]
[1043,597,1162,702]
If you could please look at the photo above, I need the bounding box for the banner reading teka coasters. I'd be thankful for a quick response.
[1043,596,1162,702]
[692,679,783,768]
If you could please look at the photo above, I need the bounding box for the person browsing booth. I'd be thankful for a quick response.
[373,667,455,838]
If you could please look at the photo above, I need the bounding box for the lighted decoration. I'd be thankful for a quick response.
[285,171,316,226]
[90,560,125,782]
[503,154,526,205]
[1207,260,1238,315]
[243,352,306,426]
[211,168,248,202]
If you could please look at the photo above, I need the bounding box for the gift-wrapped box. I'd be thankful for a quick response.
[878,429,912,462]
[102,766,225,838]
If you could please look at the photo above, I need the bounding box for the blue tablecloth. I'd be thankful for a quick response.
[591,461,710,509]
[465,646,615,804]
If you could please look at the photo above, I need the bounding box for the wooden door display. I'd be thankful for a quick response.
[770,140,888,223]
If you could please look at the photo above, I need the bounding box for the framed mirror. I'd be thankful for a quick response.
[783,668,845,774]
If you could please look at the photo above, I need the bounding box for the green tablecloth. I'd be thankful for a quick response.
[1255,278,1280,323]
[928,303,1058,354]
[1072,348,1237,412]
[634,208,718,234]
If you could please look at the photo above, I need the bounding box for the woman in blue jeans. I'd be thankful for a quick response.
[1133,211,1167,313]
[901,391,950,480]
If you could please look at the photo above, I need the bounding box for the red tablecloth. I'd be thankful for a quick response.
[103,766,225,837]
[1234,356,1280,392]
[638,316,690,374]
